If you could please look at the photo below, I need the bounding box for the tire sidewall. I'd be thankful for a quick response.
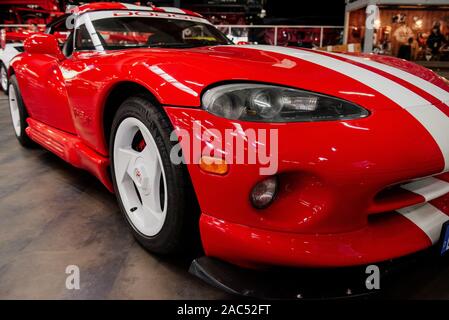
[0,63,7,93]
[8,75,33,146]
[110,96,190,254]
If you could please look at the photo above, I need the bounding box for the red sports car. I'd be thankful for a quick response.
[6,2,449,288]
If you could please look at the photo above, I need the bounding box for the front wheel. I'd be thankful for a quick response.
[110,96,199,254]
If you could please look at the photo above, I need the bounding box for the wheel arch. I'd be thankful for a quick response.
[103,83,203,253]
[101,81,164,151]
[7,64,14,77]
[7,58,18,78]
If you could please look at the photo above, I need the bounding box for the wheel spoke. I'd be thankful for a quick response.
[115,147,140,182]
[113,117,168,237]
[141,144,159,177]
[135,205,162,235]
[140,162,162,212]
[136,142,163,212]
[141,197,163,221]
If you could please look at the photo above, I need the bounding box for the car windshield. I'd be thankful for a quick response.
[76,14,231,50]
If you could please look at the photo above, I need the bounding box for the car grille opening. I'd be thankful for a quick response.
[369,173,449,216]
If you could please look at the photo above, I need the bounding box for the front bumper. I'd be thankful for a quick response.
[165,106,449,268]
[200,206,446,268]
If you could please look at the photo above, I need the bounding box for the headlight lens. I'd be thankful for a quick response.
[202,84,369,122]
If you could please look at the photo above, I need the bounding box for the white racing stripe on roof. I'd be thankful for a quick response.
[122,3,154,11]
[330,52,449,105]
[83,9,210,24]
[236,45,449,172]
[158,7,186,14]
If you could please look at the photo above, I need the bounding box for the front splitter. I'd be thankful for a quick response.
[189,248,447,299]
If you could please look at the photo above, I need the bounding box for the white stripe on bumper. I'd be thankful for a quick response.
[402,177,449,202]
[397,203,449,244]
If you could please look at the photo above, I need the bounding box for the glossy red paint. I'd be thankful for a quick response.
[68,2,129,14]
[12,50,76,134]
[26,118,112,191]
[7,4,449,268]
[199,211,434,268]
[349,51,449,92]
[308,48,449,117]
[165,106,442,235]
[16,45,445,156]
[24,33,65,61]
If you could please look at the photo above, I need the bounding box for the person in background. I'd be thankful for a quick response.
[398,37,413,60]
[410,36,419,60]
[427,26,444,59]
[417,32,426,47]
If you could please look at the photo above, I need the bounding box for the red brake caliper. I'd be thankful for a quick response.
[136,138,146,152]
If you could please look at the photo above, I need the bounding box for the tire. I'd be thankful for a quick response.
[8,75,35,147]
[110,95,200,255]
[0,63,8,93]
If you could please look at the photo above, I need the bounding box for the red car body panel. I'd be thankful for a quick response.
[14,45,448,154]
[8,4,449,268]
[201,176,449,268]
[25,118,112,191]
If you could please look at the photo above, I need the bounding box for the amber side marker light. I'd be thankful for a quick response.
[199,156,228,175]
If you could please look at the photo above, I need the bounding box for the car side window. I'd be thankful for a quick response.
[47,15,75,57]
[75,24,96,51]
[48,15,71,45]
[62,31,75,57]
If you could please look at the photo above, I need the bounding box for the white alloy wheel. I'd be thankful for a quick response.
[0,65,7,92]
[113,117,168,237]
[9,83,21,136]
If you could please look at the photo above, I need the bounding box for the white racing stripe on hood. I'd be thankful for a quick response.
[236,45,449,172]
[329,52,449,105]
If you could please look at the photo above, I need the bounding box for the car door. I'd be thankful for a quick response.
[17,16,76,134]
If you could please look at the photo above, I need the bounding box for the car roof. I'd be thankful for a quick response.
[66,2,203,18]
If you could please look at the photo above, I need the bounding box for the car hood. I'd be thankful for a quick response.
[112,45,449,112]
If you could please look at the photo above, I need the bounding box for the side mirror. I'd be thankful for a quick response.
[24,33,65,61]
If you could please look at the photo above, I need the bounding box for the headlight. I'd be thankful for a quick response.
[202,84,369,122]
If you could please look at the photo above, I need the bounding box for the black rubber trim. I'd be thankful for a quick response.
[189,247,448,300]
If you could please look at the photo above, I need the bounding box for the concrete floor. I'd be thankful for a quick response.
[1,92,449,300]
[0,92,229,299]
